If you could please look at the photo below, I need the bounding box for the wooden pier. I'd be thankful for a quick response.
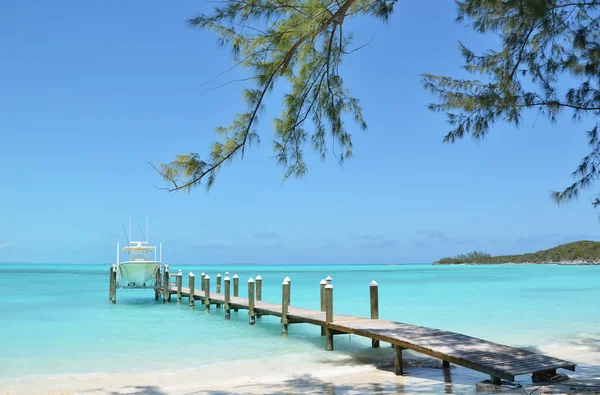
[111,266,576,385]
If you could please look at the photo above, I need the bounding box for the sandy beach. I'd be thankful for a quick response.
[3,338,599,395]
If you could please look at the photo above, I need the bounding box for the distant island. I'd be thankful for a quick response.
[434,240,600,265]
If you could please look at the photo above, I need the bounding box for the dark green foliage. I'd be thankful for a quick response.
[435,241,600,264]
[424,1,600,207]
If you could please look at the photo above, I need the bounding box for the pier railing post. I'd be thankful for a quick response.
[319,279,326,336]
[284,276,291,305]
[255,275,262,318]
[109,265,115,302]
[370,280,380,348]
[282,279,290,337]
[325,284,333,351]
[176,271,182,304]
[256,275,262,301]
[248,278,255,325]
[163,265,170,303]
[110,265,117,304]
[224,276,231,320]
[154,267,160,300]
[216,274,222,309]
[200,273,206,292]
[204,275,211,314]
[189,272,195,310]
[233,274,239,312]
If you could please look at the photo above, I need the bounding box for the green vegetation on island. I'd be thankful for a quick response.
[434,241,600,265]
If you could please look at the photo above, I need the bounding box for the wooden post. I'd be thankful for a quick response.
[442,360,450,368]
[255,275,262,301]
[284,276,291,305]
[325,284,333,351]
[200,273,206,292]
[255,275,262,318]
[109,265,115,302]
[176,272,182,304]
[224,276,231,320]
[393,345,404,375]
[204,275,211,314]
[112,266,118,304]
[163,265,170,303]
[110,265,117,304]
[154,267,160,300]
[248,278,255,325]
[490,376,502,385]
[326,275,332,285]
[320,279,326,336]
[216,273,222,309]
[282,279,290,337]
[233,274,239,312]
[370,280,380,348]
[189,272,195,310]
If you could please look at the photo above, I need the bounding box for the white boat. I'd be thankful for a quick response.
[115,218,162,288]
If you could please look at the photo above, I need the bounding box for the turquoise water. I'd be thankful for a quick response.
[1,263,599,379]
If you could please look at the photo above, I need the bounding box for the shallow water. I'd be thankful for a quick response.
[1,263,599,379]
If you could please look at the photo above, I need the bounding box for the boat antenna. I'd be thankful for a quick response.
[122,224,130,244]
[138,224,146,241]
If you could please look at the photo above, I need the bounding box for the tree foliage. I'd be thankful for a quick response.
[424,0,600,207]
[159,0,600,206]
[156,0,395,192]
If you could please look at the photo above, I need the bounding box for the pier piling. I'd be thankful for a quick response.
[370,280,380,348]
[248,278,255,325]
[216,274,222,308]
[176,272,182,304]
[320,279,326,336]
[282,279,290,337]
[200,273,206,292]
[189,273,195,310]
[224,276,231,320]
[204,275,211,314]
[109,265,115,302]
[394,345,404,375]
[163,265,170,303]
[154,268,160,300]
[284,276,291,305]
[255,275,262,318]
[325,284,333,351]
[233,274,239,312]
[256,275,262,301]
[110,265,117,304]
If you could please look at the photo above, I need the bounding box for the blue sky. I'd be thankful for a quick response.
[1,1,598,264]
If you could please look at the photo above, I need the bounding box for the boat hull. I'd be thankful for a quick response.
[117,262,160,286]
